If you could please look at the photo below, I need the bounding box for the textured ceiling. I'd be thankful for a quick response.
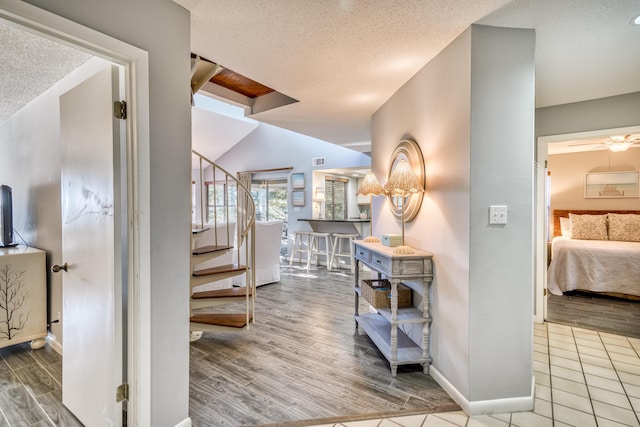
[0,21,91,122]
[2,1,639,153]
[478,0,640,108]
[177,0,640,151]
[179,0,515,148]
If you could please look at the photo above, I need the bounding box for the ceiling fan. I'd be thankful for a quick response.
[569,134,640,152]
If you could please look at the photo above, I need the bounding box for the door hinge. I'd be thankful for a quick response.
[116,383,129,402]
[114,100,127,120]
[543,288,547,296]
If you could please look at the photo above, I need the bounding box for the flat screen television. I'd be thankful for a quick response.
[0,185,15,247]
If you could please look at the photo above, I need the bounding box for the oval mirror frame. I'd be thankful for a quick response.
[387,139,425,222]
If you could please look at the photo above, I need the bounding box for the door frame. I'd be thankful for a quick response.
[534,124,640,324]
[0,1,150,425]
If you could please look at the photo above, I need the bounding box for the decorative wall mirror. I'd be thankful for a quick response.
[387,139,425,222]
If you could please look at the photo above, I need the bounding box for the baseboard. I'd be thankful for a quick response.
[46,333,63,355]
[175,417,192,427]
[430,366,534,416]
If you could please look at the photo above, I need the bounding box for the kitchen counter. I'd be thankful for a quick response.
[298,218,370,236]
[298,218,370,223]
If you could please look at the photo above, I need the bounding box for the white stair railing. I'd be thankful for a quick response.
[191,150,256,329]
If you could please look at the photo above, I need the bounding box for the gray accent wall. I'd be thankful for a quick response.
[372,24,534,408]
[536,92,640,139]
[7,1,191,425]
[468,25,535,402]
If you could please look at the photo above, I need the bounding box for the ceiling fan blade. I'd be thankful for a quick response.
[568,141,604,147]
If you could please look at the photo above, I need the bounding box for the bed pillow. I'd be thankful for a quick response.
[569,213,608,240]
[560,217,571,237]
[607,213,640,242]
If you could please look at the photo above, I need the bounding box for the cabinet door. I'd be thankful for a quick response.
[0,249,46,348]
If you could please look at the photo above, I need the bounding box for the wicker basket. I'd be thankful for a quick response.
[361,279,412,308]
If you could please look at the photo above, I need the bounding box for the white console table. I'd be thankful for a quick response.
[0,245,47,350]
[353,240,433,377]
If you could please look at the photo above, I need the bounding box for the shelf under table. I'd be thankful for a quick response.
[354,286,431,324]
[355,313,430,366]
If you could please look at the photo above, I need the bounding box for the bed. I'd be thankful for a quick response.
[547,209,640,298]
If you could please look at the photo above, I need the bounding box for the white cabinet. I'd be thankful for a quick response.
[353,240,433,377]
[0,246,47,350]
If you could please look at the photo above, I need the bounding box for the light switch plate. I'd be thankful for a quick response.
[489,205,508,225]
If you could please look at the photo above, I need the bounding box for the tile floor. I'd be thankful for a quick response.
[307,322,640,427]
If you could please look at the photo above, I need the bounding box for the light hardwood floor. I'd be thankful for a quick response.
[0,342,82,426]
[189,261,458,426]
[547,291,640,339]
[0,261,457,426]
[4,261,638,426]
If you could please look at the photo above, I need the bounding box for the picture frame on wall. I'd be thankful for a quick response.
[584,171,640,198]
[291,173,305,189]
[292,190,305,206]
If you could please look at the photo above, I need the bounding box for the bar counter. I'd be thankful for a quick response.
[298,218,370,237]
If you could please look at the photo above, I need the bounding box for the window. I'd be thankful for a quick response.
[251,179,288,222]
[324,177,348,220]
[251,179,288,252]
[206,181,237,224]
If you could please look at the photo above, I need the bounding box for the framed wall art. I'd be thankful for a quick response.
[292,190,305,206]
[291,173,305,189]
[584,171,639,198]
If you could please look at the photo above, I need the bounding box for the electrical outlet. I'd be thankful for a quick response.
[489,205,508,225]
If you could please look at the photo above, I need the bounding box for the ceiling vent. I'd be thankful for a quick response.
[312,157,326,167]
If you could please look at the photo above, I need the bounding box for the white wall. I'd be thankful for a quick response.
[215,122,371,244]
[548,148,640,212]
[372,24,534,412]
[13,1,191,425]
[372,27,473,400]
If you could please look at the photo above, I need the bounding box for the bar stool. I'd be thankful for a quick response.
[307,232,332,270]
[289,231,311,265]
[330,233,359,273]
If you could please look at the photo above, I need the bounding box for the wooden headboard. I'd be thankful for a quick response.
[552,209,640,237]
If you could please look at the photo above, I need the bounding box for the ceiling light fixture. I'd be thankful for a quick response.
[606,135,632,152]
[631,13,640,26]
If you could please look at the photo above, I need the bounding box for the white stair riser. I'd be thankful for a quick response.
[190,270,247,288]
[190,296,248,310]
[190,250,231,270]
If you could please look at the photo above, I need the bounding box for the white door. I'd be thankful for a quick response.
[59,64,124,426]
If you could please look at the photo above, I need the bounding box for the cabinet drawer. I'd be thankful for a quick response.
[354,246,371,263]
[394,259,428,275]
[371,253,390,273]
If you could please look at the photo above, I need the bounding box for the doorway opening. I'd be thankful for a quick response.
[0,3,149,424]
[535,124,640,336]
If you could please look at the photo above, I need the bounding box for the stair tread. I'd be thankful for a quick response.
[192,244,233,256]
[190,313,253,328]
[192,287,252,299]
[193,264,247,277]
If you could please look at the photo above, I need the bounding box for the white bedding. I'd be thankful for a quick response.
[547,236,640,297]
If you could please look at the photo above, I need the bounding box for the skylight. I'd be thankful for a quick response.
[193,93,258,125]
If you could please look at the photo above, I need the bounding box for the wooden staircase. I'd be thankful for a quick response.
[190,151,256,336]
